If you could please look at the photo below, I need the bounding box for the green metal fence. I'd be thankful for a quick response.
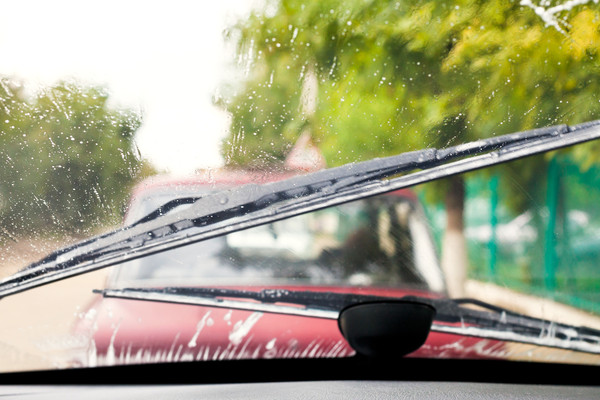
[423,156,600,314]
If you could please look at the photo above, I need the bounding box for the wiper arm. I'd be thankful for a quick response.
[97,287,380,319]
[131,197,202,226]
[98,287,600,355]
[421,297,600,355]
[2,120,600,298]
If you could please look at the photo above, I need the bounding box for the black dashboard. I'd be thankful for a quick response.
[1,357,598,399]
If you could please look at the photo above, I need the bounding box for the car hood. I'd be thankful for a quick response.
[73,285,507,367]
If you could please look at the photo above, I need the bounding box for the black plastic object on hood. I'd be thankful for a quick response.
[338,300,436,358]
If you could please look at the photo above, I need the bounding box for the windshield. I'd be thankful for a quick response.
[109,189,442,290]
[1,0,600,374]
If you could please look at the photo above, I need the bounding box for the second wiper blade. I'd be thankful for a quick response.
[2,120,600,298]
[98,287,600,355]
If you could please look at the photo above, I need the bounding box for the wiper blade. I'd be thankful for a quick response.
[98,287,600,355]
[2,120,600,298]
[97,287,381,319]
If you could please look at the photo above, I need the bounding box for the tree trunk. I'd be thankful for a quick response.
[441,175,468,297]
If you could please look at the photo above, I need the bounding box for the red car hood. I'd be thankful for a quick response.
[73,286,508,366]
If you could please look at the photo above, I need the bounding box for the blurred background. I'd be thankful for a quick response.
[1,0,600,371]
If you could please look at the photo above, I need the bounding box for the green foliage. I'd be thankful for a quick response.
[0,79,150,237]
[219,0,600,209]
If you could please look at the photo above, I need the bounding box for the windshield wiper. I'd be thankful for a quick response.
[97,287,600,356]
[2,120,600,298]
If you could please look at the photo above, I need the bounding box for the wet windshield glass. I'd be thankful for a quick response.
[1,0,600,372]
[111,192,442,290]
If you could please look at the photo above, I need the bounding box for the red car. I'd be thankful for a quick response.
[73,169,505,367]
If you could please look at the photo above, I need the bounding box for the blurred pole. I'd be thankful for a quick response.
[441,175,467,298]
[560,176,576,292]
[488,175,498,280]
[544,158,559,291]
[284,65,326,172]
[300,65,318,118]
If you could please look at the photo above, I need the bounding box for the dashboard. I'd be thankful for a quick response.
[1,381,599,400]
[0,357,597,399]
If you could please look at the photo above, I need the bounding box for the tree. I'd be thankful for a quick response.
[218,0,600,295]
[0,79,151,239]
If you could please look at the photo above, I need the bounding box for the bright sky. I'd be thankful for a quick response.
[0,0,256,175]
